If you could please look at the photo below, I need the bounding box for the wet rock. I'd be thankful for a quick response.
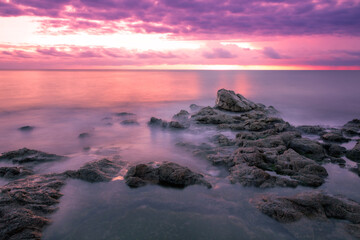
[230,147,327,188]
[210,134,235,146]
[0,166,33,179]
[170,110,190,129]
[0,174,67,239]
[346,141,360,162]
[329,157,346,166]
[276,149,328,187]
[125,162,212,189]
[342,119,360,136]
[65,158,124,183]
[189,104,203,111]
[215,89,259,112]
[18,126,35,132]
[121,119,139,125]
[148,117,189,129]
[323,143,346,158]
[148,117,168,128]
[115,112,135,116]
[254,191,360,237]
[172,110,190,121]
[229,163,298,188]
[289,138,326,161]
[0,148,65,165]
[265,106,280,115]
[296,125,325,135]
[168,121,189,129]
[191,107,236,125]
[321,131,350,143]
[350,163,360,176]
[78,132,90,138]
[229,147,299,188]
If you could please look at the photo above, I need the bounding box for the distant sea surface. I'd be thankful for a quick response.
[1,70,360,240]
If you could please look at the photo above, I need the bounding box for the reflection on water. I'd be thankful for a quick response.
[0,70,360,239]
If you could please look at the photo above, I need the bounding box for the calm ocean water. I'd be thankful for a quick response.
[1,70,360,239]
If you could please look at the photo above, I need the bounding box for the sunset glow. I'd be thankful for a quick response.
[1,0,359,69]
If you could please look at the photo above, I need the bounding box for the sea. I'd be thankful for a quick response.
[0,70,360,239]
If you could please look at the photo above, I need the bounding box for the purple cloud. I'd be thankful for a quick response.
[262,47,282,59]
[0,0,359,37]
[37,48,73,57]
[203,48,237,59]
[0,2,24,16]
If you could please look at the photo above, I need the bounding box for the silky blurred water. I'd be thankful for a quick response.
[0,70,360,240]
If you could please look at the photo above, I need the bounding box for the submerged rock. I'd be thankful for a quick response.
[0,166,33,179]
[0,148,65,165]
[18,126,35,132]
[0,174,67,240]
[254,191,360,237]
[125,162,212,189]
[120,119,139,125]
[65,158,124,183]
[215,89,259,112]
[78,132,90,139]
[346,141,360,162]
[115,112,135,116]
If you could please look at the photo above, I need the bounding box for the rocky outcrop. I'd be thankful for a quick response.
[0,148,65,165]
[65,158,124,183]
[0,153,127,240]
[254,191,360,237]
[323,143,346,158]
[0,166,33,179]
[347,141,360,162]
[321,131,350,143]
[210,134,235,146]
[125,162,212,189]
[228,147,327,188]
[148,110,190,129]
[215,89,259,112]
[0,174,67,240]
[289,138,326,161]
[229,163,298,188]
[296,125,325,135]
[276,149,328,187]
[342,119,360,136]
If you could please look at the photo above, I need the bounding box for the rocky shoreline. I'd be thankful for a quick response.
[1,88,360,239]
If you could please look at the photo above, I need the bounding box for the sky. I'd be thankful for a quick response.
[0,0,360,70]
